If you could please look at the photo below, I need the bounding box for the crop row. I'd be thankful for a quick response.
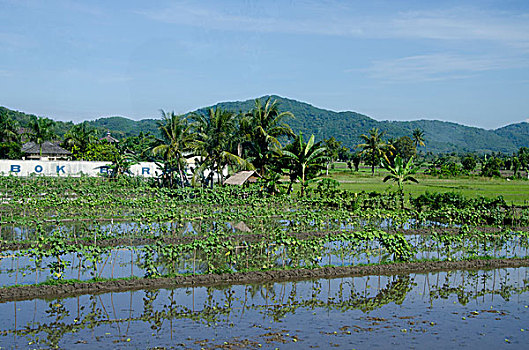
[2,228,529,287]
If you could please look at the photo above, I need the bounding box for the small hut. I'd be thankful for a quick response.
[21,141,71,160]
[100,132,119,144]
[223,170,262,186]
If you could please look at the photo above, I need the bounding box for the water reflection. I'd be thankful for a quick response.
[1,267,528,348]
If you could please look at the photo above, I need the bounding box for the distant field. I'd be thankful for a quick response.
[325,164,529,205]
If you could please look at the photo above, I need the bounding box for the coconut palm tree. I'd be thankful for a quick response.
[412,128,425,149]
[152,110,195,188]
[25,116,56,156]
[191,107,252,186]
[63,122,98,154]
[243,97,295,175]
[382,155,419,208]
[278,133,328,197]
[357,128,393,175]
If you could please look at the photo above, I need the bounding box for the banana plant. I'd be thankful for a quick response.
[277,133,328,197]
[382,155,420,208]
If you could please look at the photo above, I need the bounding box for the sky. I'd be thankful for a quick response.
[1,0,529,129]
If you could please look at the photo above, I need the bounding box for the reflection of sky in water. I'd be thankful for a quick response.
[1,216,463,241]
[1,267,528,348]
[1,232,528,286]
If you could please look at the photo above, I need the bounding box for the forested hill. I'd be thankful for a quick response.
[2,96,528,154]
[203,95,528,154]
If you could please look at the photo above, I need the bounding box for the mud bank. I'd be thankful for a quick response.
[1,258,528,303]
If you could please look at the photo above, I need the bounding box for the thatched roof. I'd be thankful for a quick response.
[21,141,71,155]
[100,132,119,143]
[224,170,261,186]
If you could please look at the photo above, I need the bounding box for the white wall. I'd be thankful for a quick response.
[0,160,162,177]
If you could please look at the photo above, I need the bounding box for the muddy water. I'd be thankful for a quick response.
[2,231,528,287]
[1,267,529,349]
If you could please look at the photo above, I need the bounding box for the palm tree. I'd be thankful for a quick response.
[412,128,425,149]
[152,110,195,188]
[26,116,56,156]
[357,128,393,175]
[382,155,419,208]
[63,122,97,154]
[106,149,138,179]
[191,107,252,186]
[278,133,328,197]
[243,97,295,175]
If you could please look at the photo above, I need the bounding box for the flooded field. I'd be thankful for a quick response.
[1,267,529,349]
[2,178,529,348]
[2,231,528,287]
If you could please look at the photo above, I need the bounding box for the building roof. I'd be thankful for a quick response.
[223,170,261,186]
[21,141,71,155]
[100,132,119,143]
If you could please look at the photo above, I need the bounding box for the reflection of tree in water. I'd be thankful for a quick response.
[429,269,529,305]
[4,269,529,347]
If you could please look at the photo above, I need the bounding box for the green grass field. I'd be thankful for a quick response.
[324,164,529,205]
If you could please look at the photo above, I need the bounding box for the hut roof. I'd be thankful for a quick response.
[100,132,119,143]
[223,170,261,186]
[21,141,71,155]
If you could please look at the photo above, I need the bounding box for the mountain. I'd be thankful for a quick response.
[85,116,160,138]
[0,107,158,139]
[2,96,528,154]
[205,95,528,154]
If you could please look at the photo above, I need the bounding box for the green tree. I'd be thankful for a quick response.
[481,157,502,177]
[63,122,98,155]
[0,112,21,159]
[512,156,521,178]
[191,107,251,186]
[357,128,394,175]
[351,152,361,171]
[390,136,416,163]
[243,97,295,175]
[77,142,119,161]
[382,155,419,208]
[0,142,22,159]
[412,128,425,149]
[323,137,342,175]
[25,116,56,156]
[121,132,158,161]
[152,111,195,188]
[105,147,138,179]
[277,133,328,197]
[0,111,20,142]
[461,155,477,172]
[519,147,529,179]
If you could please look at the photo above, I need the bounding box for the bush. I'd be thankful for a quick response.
[481,157,502,177]
[461,156,477,172]
[0,141,22,159]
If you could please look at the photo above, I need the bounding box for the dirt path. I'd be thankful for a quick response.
[1,258,528,303]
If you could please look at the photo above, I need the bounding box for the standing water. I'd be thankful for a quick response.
[1,267,529,349]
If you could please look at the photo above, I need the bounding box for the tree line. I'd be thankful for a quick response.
[1,98,528,188]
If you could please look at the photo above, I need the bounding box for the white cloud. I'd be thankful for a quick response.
[365,54,527,82]
[390,8,529,50]
[136,2,365,36]
[136,3,529,50]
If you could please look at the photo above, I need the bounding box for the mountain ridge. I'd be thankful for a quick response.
[2,96,528,154]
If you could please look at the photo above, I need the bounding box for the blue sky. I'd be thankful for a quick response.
[1,0,528,129]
